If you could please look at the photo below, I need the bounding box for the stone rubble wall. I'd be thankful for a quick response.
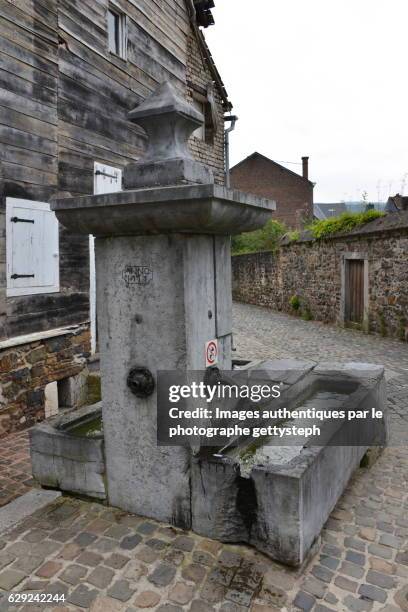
[0,325,90,437]
[232,227,408,340]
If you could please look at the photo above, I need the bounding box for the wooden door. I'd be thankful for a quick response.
[346,260,364,324]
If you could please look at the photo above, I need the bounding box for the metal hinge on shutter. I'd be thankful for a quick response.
[11,274,35,279]
[10,216,35,224]
[95,169,119,180]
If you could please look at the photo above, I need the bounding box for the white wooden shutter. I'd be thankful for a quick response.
[6,198,60,297]
[94,162,122,195]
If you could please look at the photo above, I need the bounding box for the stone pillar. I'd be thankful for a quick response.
[52,82,275,525]
[95,234,223,524]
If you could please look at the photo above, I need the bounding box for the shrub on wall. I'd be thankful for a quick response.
[287,230,301,243]
[302,305,313,321]
[289,295,301,311]
[231,220,286,255]
[307,210,385,240]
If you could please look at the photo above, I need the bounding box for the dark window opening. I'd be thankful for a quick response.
[192,97,215,145]
[108,7,126,58]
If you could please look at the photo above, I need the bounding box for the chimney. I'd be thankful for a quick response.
[302,156,309,180]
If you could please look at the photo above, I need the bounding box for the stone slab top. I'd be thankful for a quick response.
[240,358,317,385]
[0,490,61,536]
[53,183,276,237]
[313,362,385,380]
[0,323,85,351]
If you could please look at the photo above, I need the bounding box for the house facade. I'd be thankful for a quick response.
[385,193,408,213]
[0,0,230,436]
[230,152,314,229]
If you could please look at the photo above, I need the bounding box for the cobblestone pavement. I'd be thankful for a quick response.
[0,304,406,611]
[232,303,408,446]
[0,431,34,508]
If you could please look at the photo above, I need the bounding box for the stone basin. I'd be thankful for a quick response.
[29,360,387,566]
[191,360,387,566]
[52,183,274,237]
[29,403,106,501]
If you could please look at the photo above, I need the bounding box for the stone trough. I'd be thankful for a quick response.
[30,403,106,501]
[191,359,387,566]
[30,358,387,566]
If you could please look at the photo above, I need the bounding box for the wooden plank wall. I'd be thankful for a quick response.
[0,0,90,339]
[57,0,190,197]
[0,0,226,341]
[0,0,58,202]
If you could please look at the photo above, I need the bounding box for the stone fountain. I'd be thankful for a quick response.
[30,81,387,566]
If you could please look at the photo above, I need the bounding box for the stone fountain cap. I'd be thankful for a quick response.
[124,81,214,188]
[52,80,276,236]
[128,81,203,125]
[53,184,275,237]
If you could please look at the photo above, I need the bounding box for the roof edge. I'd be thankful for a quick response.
[186,0,232,111]
[230,152,314,186]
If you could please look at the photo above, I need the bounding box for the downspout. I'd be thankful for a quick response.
[224,115,238,188]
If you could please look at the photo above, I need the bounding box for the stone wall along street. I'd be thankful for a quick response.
[232,214,408,340]
[0,325,90,437]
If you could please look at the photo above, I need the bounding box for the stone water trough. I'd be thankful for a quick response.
[30,358,387,566]
[191,359,387,566]
[30,403,106,501]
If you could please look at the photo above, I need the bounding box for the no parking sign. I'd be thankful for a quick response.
[205,339,218,367]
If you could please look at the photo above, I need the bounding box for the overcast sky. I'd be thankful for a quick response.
[205,0,408,203]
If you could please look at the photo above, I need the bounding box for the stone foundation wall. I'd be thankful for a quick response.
[0,325,90,437]
[232,226,408,340]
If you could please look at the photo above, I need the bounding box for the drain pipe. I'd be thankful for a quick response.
[224,115,238,188]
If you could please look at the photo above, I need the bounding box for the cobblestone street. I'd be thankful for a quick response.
[0,432,34,508]
[0,304,406,611]
[233,303,408,446]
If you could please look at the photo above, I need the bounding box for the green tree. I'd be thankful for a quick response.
[231,220,287,255]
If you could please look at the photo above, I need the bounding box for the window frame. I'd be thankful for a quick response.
[190,88,216,145]
[107,4,127,60]
[6,198,60,298]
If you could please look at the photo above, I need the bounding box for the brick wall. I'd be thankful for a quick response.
[230,154,313,228]
[186,32,226,185]
[0,325,90,437]
[232,226,408,340]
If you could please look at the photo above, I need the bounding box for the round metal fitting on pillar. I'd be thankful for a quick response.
[127,367,155,398]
